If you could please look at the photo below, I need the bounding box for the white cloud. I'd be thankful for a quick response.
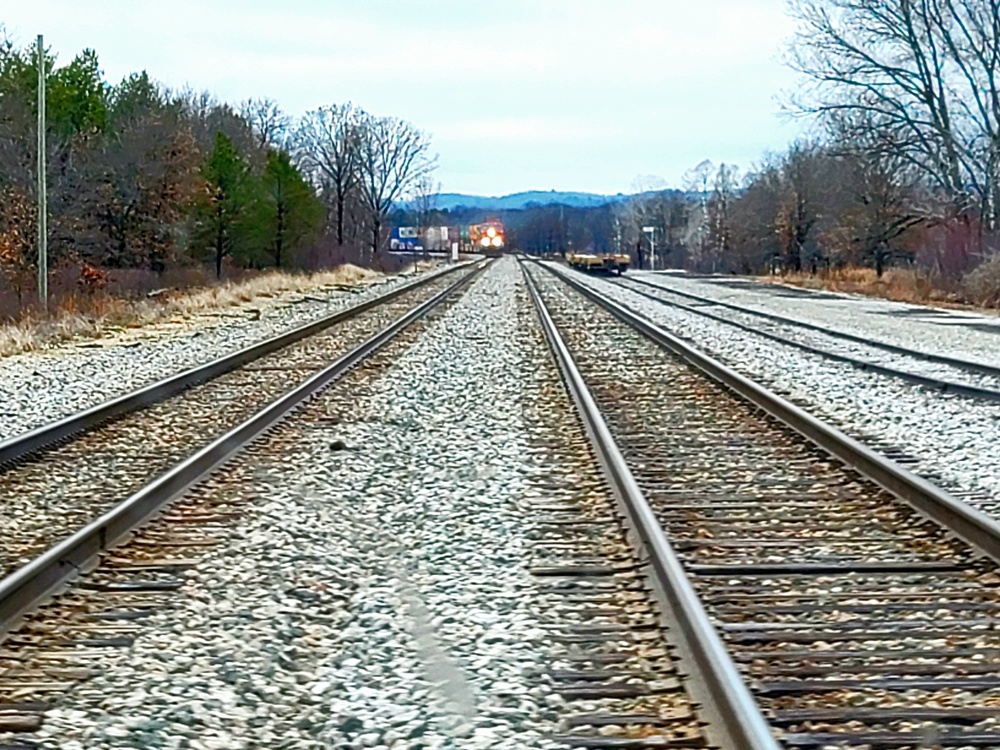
[435,116,623,144]
[5,0,806,194]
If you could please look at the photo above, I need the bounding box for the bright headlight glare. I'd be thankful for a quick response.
[491,236,504,247]
[480,237,491,247]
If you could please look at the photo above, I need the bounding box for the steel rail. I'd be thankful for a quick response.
[607,274,1000,402]
[625,274,1000,379]
[521,260,781,750]
[0,261,473,467]
[0,262,486,636]
[538,260,1000,566]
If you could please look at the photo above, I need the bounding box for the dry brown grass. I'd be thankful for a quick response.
[167,264,380,315]
[0,263,387,358]
[762,266,979,309]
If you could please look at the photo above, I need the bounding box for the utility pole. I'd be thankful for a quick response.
[36,34,48,311]
[643,226,656,272]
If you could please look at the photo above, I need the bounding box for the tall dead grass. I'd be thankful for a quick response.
[764,266,972,308]
[0,264,384,358]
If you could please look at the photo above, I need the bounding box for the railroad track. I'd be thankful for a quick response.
[0,269,476,588]
[0,261,485,644]
[596,272,1000,402]
[0,255,714,749]
[6,253,1000,748]
[517,282,711,748]
[523,258,1000,749]
[0,261,473,467]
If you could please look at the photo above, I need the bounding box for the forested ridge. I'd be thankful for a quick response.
[6,0,1000,316]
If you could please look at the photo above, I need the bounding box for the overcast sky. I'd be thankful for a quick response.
[4,1,807,196]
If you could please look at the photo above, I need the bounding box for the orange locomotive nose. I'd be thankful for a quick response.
[471,220,506,256]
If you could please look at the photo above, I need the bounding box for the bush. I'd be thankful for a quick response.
[962,254,1000,308]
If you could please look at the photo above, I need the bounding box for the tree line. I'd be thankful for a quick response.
[516,0,1000,302]
[0,31,434,312]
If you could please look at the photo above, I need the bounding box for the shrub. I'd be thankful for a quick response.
[962,255,1000,308]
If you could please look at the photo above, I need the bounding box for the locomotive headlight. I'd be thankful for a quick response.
[486,227,497,238]
[491,236,504,247]
[480,236,491,247]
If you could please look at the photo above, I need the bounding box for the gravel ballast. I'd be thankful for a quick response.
[631,270,1000,367]
[22,257,569,750]
[528,259,1000,748]
[616,276,1000,390]
[552,263,1000,516]
[0,272,466,579]
[0,266,448,442]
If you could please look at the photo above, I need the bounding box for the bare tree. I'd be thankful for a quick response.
[240,97,290,150]
[355,114,435,260]
[774,143,825,273]
[787,0,1000,231]
[614,200,645,268]
[294,103,364,248]
[178,90,262,166]
[682,160,715,268]
[75,112,201,270]
[618,186,691,270]
[412,174,440,258]
[820,115,931,275]
[730,158,785,273]
[705,163,740,271]
[827,148,925,275]
[648,192,690,268]
[681,160,737,272]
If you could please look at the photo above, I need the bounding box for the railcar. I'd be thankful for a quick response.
[566,251,630,275]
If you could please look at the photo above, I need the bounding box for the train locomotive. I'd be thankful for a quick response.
[470,221,506,258]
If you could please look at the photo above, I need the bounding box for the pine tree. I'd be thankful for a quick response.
[191,132,254,277]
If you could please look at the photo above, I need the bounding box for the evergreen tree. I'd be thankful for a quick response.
[191,132,254,277]
[246,150,323,268]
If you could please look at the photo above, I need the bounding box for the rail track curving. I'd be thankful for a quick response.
[524,257,1000,749]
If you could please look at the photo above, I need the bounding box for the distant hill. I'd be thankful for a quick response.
[431,190,632,211]
[397,189,695,212]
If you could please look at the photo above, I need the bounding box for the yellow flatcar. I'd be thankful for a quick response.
[566,251,630,275]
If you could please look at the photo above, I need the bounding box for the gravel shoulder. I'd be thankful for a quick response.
[0,265,447,442]
[556,263,1000,518]
[632,270,1000,368]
